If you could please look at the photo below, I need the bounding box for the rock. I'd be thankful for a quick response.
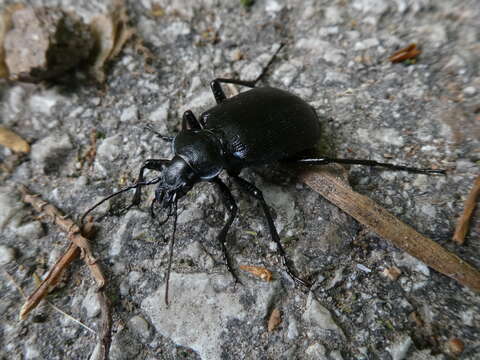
[386,335,412,360]
[305,343,328,360]
[128,315,152,339]
[0,189,21,229]
[142,272,278,360]
[0,245,15,265]
[81,287,100,318]
[3,7,93,81]
[30,134,73,174]
[302,293,345,340]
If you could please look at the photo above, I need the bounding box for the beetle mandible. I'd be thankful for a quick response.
[82,45,445,303]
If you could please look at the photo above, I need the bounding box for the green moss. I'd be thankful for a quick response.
[240,0,255,8]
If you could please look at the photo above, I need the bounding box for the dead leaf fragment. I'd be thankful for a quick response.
[239,265,272,281]
[89,0,134,82]
[0,126,30,153]
[447,338,464,356]
[268,308,282,332]
[381,266,401,281]
[389,43,421,63]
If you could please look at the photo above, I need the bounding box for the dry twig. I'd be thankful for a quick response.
[452,176,480,244]
[299,166,480,292]
[18,185,112,360]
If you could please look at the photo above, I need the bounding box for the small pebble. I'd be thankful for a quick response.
[0,245,16,265]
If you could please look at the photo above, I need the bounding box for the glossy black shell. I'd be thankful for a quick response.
[200,87,321,173]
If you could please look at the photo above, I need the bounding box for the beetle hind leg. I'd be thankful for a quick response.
[211,177,241,284]
[233,176,311,288]
[210,44,285,104]
[286,156,446,175]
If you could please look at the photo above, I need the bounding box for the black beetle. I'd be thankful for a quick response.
[82,46,445,303]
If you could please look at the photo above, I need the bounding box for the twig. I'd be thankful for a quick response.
[299,166,480,292]
[18,185,112,360]
[4,270,95,334]
[19,243,80,319]
[453,176,480,245]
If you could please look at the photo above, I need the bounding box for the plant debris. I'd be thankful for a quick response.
[239,265,273,281]
[0,1,134,83]
[18,185,111,360]
[447,338,465,356]
[452,175,480,245]
[89,0,135,82]
[267,308,282,332]
[299,165,480,293]
[388,43,421,63]
[381,266,401,281]
[0,126,30,153]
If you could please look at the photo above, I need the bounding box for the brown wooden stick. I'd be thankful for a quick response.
[299,167,480,292]
[19,243,80,320]
[452,176,480,245]
[18,185,112,360]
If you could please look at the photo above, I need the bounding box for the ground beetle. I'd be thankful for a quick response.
[82,45,445,303]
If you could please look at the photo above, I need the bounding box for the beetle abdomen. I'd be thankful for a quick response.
[202,87,321,168]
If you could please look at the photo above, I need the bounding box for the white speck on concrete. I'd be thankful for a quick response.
[29,89,62,114]
[149,100,170,123]
[302,293,345,339]
[120,105,138,122]
[354,38,380,51]
[265,0,283,13]
[305,343,328,360]
[0,189,22,230]
[0,245,16,266]
[393,252,430,277]
[287,316,299,339]
[386,335,412,360]
[82,287,101,318]
[353,0,390,14]
[463,86,476,96]
[13,221,43,239]
[128,315,152,339]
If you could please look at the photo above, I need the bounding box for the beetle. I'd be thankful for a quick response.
[82,46,445,303]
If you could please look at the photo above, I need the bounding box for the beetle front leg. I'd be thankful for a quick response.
[211,177,241,284]
[132,159,169,206]
[145,124,174,142]
[233,176,311,288]
[182,110,205,130]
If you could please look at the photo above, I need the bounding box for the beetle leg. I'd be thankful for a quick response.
[182,110,205,130]
[209,44,285,104]
[211,177,241,284]
[233,176,311,288]
[145,124,174,142]
[132,159,169,206]
[288,157,446,175]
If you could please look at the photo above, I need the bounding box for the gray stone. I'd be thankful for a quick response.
[0,189,22,230]
[128,315,152,339]
[386,335,412,360]
[82,287,100,318]
[30,134,73,174]
[305,343,328,360]
[0,245,16,266]
[13,221,44,239]
[142,272,277,360]
[302,293,345,340]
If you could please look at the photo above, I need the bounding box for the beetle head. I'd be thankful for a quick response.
[153,155,198,216]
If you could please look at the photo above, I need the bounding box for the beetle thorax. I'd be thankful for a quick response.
[173,129,225,180]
